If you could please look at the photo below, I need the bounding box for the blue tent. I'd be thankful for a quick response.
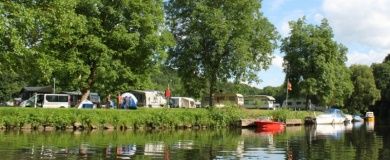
[121,93,138,109]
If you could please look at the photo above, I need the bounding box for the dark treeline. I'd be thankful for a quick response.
[372,54,390,123]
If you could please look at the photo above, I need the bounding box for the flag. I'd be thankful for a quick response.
[287,81,292,91]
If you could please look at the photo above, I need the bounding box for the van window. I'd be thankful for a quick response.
[46,95,68,102]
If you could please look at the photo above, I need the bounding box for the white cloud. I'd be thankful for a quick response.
[272,54,284,69]
[323,0,390,49]
[268,0,286,11]
[347,49,389,66]
[313,13,324,23]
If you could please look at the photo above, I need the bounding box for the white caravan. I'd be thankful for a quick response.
[170,97,196,108]
[129,90,167,108]
[244,95,276,110]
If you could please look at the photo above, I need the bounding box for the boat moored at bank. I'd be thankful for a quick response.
[314,108,346,124]
[365,112,375,122]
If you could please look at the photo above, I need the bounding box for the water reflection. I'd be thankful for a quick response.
[314,124,346,139]
[0,122,389,160]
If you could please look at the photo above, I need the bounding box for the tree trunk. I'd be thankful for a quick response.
[208,83,213,107]
[305,95,310,110]
[208,74,217,107]
[78,63,97,108]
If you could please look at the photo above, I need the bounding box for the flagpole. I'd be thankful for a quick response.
[286,78,288,109]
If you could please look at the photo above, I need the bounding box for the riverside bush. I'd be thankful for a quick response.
[0,107,313,130]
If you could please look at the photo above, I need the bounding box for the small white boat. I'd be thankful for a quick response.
[365,112,375,122]
[344,114,353,122]
[315,108,346,124]
[352,114,364,122]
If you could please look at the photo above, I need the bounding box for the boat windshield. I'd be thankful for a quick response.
[324,109,344,115]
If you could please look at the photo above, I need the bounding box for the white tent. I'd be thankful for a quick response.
[78,100,94,109]
[121,92,138,104]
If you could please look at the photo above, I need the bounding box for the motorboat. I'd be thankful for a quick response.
[352,114,364,122]
[365,112,375,122]
[344,114,353,122]
[255,120,285,133]
[314,108,346,124]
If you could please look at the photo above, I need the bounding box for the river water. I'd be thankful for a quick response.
[0,122,388,160]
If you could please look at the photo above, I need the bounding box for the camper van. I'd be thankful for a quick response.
[20,94,70,108]
[244,95,276,110]
[170,97,196,108]
[130,90,167,108]
[211,93,244,107]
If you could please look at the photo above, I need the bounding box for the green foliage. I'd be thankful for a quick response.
[0,2,37,100]
[166,0,278,104]
[0,107,243,129]
[150,66,187,97]
[216,82,262,96]
[346,65,380,113]
[0,0,172,101]
[372,56,390,102]
[0,107,314,129]
[281,18,353,107]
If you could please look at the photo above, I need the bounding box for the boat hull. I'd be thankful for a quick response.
[314,109,346,124]
[366,117,375,122]
[365,112,375,122]
[255,121,285,132]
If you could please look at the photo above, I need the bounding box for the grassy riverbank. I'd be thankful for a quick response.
[0,107,315,130]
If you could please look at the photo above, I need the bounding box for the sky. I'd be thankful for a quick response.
[255,0,390,88]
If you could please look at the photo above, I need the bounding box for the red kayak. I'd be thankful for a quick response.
[255,120,285,133]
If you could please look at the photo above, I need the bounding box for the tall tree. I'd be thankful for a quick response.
[346,65,380,113]
[383,53,390,63]
[54,0,172,102]
[1,0,172,103]
[281,18,353,107]
[372,54,390,102]
[0,2,43,101]
[165,0,278,106]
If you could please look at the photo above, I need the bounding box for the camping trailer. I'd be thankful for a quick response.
[243,95,276,110]
[203,93,244,107]
[170,97,196,108]
[282,99,324,111]
[129,90,167,108]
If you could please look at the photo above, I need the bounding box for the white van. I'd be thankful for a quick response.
[20,94,70,108]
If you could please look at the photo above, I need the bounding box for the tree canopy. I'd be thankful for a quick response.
[165,0,278,105]
[372,54,390,102]
[0,0,172,102]
[346,65,380,113]
[281,18,353,107]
